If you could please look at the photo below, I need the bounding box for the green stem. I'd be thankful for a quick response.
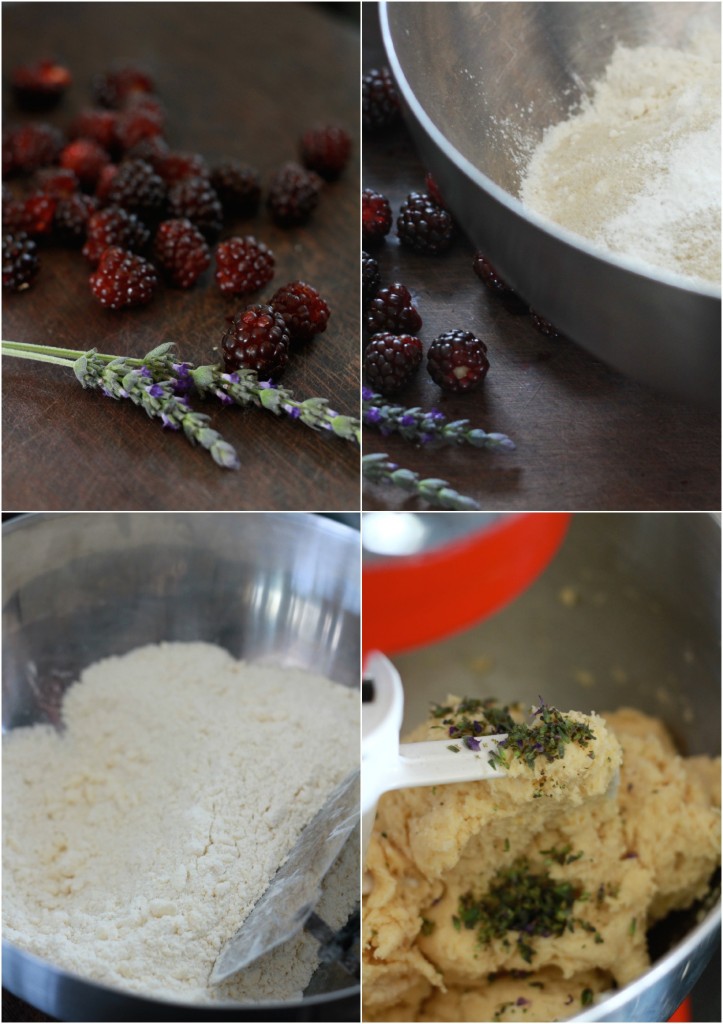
[2,340,142,365]
[2,348,76,369]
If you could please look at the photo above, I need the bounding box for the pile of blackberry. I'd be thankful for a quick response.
[4,61,350,379]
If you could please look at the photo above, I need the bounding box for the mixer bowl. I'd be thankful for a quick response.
[389,512,720,1023]
[2,512,360,1022]
[380,2,721,404]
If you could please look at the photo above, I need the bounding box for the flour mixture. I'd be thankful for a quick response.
[520,35,721,284]
[362,698,720,1022]
[3,642,359,1003]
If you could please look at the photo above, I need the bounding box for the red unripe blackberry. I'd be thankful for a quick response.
[215,236,275,296]
[397,192,454,254]
[167,176,223,239]
[153,218,210,289]
[156,151,209,185]
[364,333,423,395]
[362,250,381,308]
[269,280,330,344]
[20,192,57,236]
[59,139,110,189]
[37,167,79,198]
[299,125,352,181]
[210,161,261,217]
[266,163,322,226]
[362,67,401,131]
[221,304,290,380]
[3,232,39,291]
[92,64,156,110]
[69,108,118,153]
[362,188,392,246]
[8,122,64,174]
[427,329,490,393]
[12,59,71,111]
[83,205,150,264]
[89,245,158,309]
[107,158,166,219]
[366,283,422,335]
[115,98,165,152]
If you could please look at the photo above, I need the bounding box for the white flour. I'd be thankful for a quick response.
[520,35,721,284]
[3,642,359,1003]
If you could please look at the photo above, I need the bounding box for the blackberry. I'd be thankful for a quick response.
[364,332,423,395]
[221,304,290,380]
[92,64,156,110]
[366,283,422,335]
[115,102,165,153]
[362,250,381,308]
[210,161,261,217]
[83,205,150,264]
[362,67,401,131]
[37,167,79,198]
[54,193,98,245]
[397,192,454,254]
[362,188,392,246]
[156,151,209,185]
[167,176,223,240]
[8,122,64,174]
[89,245,158,309]
[69,108,118,153]
[20,193,57,236]
[94,163,118,203]
[12,59,72,112]
[153,218,210,289]
[107,158,166,219]
[59,139,110,189]
[3,232,39,291]
[473,252,513,295]
[124,135,169,166]
[215,236,275,295]
[530,310,561,338]
[266,162,322,226]
[424,171,446,209]
[269,280,330,344]
[427,329,489,393]
[299,124,352,181]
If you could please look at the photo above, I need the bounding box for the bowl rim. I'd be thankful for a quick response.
[379,0,722,300]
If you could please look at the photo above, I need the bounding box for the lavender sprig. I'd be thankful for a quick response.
[362,388,514,451]
[191,363,360,444]
[73,350,240,469]
[363,453,479,511]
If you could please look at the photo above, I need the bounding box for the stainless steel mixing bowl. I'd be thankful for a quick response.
[2,512,360,1023]
[380,2,721,403]
[391,512,720,1023]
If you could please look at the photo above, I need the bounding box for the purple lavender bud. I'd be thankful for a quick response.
[284,404,301,420]
[258,380,276,390]
[400,413,416,427]
[364,407,382,425]
[214,389,235,406]
[516,998,530,1007]
[138,366,153,379]
[146,383,165,399]
[160,413,179,430]
[362,386,375,401]
[172,362,191,378]
[465,736,481,751]
[221,372,240,385]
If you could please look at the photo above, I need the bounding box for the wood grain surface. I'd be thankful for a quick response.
[3,2,360,512]
[361,3,720,512]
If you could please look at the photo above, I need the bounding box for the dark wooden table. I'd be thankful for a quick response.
[361,3,720,512]
[3,2,359,511]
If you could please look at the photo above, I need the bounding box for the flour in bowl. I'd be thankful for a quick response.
[520,33,721,284]
[3,642,359,1003]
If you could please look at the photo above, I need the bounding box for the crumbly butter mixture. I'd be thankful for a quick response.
[363,699,720,1022]
[520,35,721,284]
[3,642,359,1003]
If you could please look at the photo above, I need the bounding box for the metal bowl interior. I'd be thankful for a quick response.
[392,512,720,1023]
[2,512,360,1022]
[381,1,721,403]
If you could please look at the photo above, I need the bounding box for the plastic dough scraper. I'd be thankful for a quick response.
[210,769,359,984]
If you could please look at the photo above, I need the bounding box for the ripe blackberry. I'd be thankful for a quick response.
[124,135,169,167]
[83,205,150,264]
[94,163,118,203]
[153,218,210,289]
[366,283,422,335]
[2,190,27,233]
[215,236,275,296]
[89,245,158,309]
[266,162,322,226]
[473,252,513,295]
[364,332,423,395]
[20,192,57,236]
[69,108,118,153]
[156,151,209,185]
[12,59,72,111]
[107,158,166,219]
[167,176,223,240]
[54,193,98,245]
[269,280,330,344]
[362,67,401,131]
[8,122,64,174]
[427,329,489,393]
[362,188,392,246]
[362,250,381,308]
[397,192,454,254]
[210,161,261,217]
[299,124,352,181]
[221,304,290,380]
[115,103,165,153]
[530,310,561,339]
[59,139,110,189]
[92,64,156,110]
[3,232,39,291]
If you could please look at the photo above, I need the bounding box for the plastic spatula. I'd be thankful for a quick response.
[210,768,359,984]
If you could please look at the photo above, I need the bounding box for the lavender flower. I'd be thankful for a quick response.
[362,453,479,511]
[362,390,515,451]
